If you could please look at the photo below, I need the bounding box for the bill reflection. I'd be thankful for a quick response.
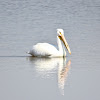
[58,60,71,95]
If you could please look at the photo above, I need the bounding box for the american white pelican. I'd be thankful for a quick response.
[28,29,71,57]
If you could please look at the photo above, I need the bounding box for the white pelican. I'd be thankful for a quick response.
[28,29,71,57]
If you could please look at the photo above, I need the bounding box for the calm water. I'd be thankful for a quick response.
[0,0,100,100]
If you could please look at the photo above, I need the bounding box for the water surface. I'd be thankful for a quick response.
[0,0,100,100]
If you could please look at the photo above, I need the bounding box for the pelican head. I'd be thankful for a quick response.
[57,29,71,55]
[57,29,64,36]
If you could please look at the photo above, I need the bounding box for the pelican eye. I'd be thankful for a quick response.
[59,32,61,34]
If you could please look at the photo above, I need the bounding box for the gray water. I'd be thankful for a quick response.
[0,0,100,100]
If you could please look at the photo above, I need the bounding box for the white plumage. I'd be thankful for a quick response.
[28,29,71,57]
[31,43,59,56]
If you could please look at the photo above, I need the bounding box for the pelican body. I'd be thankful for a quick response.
[28,29,71,57]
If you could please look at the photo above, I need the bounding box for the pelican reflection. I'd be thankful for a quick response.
[27,57,71,95]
